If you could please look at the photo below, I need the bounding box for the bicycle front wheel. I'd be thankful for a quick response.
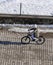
[21,36,30,44]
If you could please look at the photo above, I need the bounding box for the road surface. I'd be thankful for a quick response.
[0,29,53,65]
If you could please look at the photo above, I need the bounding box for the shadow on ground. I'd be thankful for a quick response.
[0,41,42,45]
[0,41,28,45]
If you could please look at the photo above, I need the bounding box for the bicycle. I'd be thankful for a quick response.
[21,32,45,45]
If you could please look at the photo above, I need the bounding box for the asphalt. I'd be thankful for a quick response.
[0,29,53,65]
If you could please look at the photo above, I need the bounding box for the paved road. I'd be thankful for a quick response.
[0,29,53,65]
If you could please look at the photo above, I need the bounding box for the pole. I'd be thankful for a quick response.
[20,3,22,15]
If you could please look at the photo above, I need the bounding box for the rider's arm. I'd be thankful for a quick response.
[28,28,36,31]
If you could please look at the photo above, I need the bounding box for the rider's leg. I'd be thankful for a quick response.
[31,33,35,41]
[31,33,38,41]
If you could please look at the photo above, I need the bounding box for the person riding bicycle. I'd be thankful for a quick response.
[21,24,45,44]
[28,24,39,41]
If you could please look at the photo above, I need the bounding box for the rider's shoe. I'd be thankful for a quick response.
[32,39,35,41]
[32,38,38,41]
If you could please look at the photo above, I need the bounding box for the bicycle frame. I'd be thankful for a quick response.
[27,33,38,41]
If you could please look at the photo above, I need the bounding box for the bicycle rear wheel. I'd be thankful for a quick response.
[36,36,45,45]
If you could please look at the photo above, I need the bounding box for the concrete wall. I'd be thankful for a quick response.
[0,0,53,16]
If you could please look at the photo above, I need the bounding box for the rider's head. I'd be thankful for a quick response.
[32,24,37,28]
[34,24,37,28]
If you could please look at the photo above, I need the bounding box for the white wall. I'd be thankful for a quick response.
[0,0,53,16]
[0,0,20,14]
